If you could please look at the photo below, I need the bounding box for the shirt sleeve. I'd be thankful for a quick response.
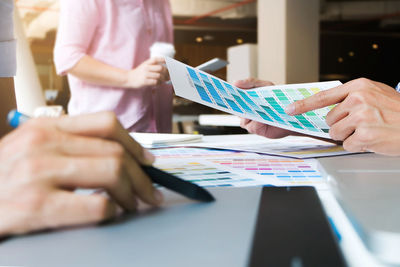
[53,0,100,75]
[0,0,16,77]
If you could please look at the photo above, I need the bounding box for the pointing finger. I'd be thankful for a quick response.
[284,81,359,115]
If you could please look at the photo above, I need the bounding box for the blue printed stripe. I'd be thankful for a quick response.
[256,111,273,122]
[200,73,227,108]
[260,106,286,124]
[225,98,243,113]
[195,85,212,103]
[223,82,237,94]
[187,67,201,83]
[232,95,254,114]
[238,90,259,109]
[212,78,230,97]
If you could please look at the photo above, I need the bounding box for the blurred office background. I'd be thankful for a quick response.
[7,0,400,134]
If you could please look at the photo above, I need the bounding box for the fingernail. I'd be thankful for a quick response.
[143,149,155,164]
[285,104,295,115]
[154,190,164,204]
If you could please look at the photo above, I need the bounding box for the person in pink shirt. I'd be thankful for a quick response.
[54,0,174,133]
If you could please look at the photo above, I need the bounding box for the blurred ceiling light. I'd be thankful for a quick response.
[372,43,379,50]
[203,35,214,41]
[196,37,203,43]
[348,51,355,57]
[338,57,344,63]
[236,38,243,44]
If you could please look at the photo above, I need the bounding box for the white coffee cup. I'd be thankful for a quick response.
[150,42,176,58]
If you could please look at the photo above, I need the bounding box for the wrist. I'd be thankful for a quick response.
[119,69,131,88]
[122,69,142,89]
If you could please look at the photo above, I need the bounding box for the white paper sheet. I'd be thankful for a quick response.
[130,133,202,147]
[183,135,356,159]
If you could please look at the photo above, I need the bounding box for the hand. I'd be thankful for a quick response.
[285,78,400,155]
[124,57,169,88]
[235,78,295,138]
[0,112,162,236]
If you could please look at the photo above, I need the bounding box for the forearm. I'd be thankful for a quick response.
[68,55,128,88]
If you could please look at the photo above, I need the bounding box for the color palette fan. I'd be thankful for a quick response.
[166,57,342,139]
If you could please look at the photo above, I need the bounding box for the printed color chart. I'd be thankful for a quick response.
[155,160,266,188]
[166,57,342,139]
[152,148,264,188]
[211,158,325,187]
[152,147,325,188]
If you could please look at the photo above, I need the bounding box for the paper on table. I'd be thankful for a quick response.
[166,57,342,139]
[179,135,356,159]
[130,133,203,148]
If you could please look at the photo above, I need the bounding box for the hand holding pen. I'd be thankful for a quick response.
[0,112,159,235]
[7,111,214,199]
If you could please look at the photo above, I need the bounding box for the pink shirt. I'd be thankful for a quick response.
[54,0,174,133]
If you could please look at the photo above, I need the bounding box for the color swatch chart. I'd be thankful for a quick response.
[211,158,325,187]
[154,159,270,188]
[152,147,326,189]
[152,148,269,188]
[166,57,342,139]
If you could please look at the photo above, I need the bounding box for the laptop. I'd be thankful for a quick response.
[319,154,400,265]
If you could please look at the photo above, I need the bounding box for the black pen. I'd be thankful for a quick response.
[142,166,215,202]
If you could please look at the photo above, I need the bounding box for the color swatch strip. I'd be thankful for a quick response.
[166,57,342,138]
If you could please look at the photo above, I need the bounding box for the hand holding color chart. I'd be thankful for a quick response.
[166,57,342,139]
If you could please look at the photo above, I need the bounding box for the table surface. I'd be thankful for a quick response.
[0,134,392,267]
[197,135,389,266]
[198,137,386,267]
